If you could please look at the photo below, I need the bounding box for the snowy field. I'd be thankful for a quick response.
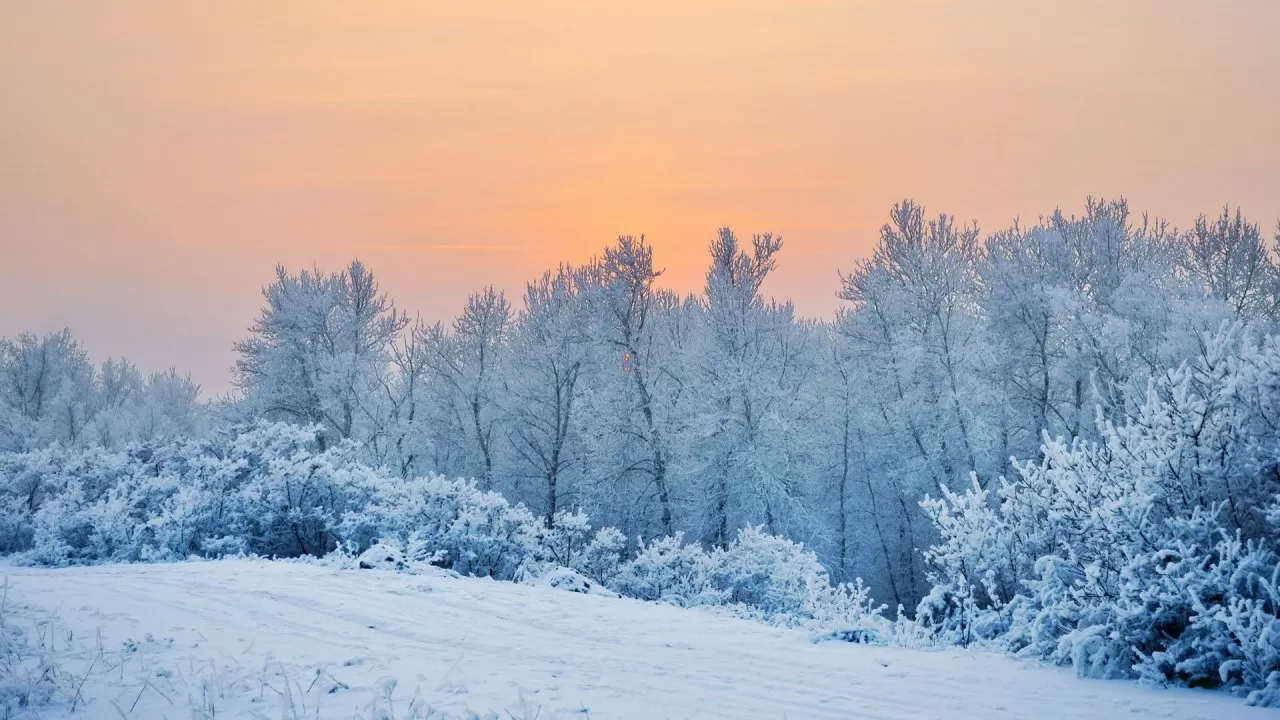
[1,560,1270,720]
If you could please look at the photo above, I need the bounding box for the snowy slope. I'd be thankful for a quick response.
[2,560,1270,720]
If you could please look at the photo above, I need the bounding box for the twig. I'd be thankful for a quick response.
[145,678,174,705]
[438,653,464,683]
[70,647,104,712]
[129,679,148,713]
[129,677,174,714]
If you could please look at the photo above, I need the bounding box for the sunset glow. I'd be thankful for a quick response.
[3,1,1278,393]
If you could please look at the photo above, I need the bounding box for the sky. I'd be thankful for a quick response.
[2,1,1278,395]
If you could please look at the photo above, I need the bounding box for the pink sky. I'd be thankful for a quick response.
[2,1,1277,394]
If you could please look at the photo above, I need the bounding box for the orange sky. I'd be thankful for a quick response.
[2,1,1278,394]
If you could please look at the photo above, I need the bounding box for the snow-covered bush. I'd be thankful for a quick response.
[0,446,136,557]
[0,422,617,585]
[921,328,1280,704]
[809,578,891,644]
[338,473,539,580]
[0,425,884,631]
[1129,528,1280,698]
[608,526,890,631]
[572,526,627,586]
[610,533,717,606]
[2,422,383,565]
[532,509,593,568]
[707,526,831,620]
[208,423,378,558]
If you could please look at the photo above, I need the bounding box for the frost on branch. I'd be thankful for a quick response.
[922,328,1280,703]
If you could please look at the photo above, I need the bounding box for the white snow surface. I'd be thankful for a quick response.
[3,559,1271,719]
[522,566,620,598]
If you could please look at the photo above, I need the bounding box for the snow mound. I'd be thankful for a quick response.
[524,566,619,597]
[357,540,406,570]
[355,541,457,578]
[814,627,888,646]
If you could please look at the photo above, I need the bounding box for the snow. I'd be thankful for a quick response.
[3,559,1270,719]
[522,566,620,597]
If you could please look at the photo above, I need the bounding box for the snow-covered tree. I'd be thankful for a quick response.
[421,287,512,488]
[695,228,817,546]
[0,331,204,453]
[233,261,407,450]
[835,201,990,601]
[581,236,679,535]
[1181,206,1277,319]
[0,330,95,451]
[506,265,593,523]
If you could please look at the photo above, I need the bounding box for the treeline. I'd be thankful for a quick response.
[4,198,1280,702]
[3,198,1280,611]
[0,329,204,452]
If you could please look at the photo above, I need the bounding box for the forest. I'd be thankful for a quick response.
[3,198,1279,704]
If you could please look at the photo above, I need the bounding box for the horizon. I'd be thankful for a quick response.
[3,1,1279,394]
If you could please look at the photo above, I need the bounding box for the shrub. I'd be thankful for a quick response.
[920,329,1280,705]
[572,526,627,586]
[605,526,889,632]
[3,422,383,565]
[0,421,901,668]
[610,534,717,605]
[708,526,830,620]
[338,473,539,580]
[532,510,593,568]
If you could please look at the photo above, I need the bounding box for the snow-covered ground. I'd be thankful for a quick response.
[1,560,1270,719]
